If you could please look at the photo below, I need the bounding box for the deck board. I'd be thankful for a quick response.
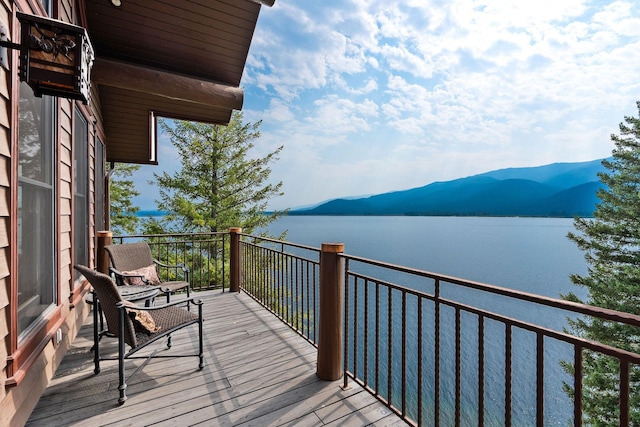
[26,290,408,427]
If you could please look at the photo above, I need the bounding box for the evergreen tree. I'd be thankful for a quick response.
[564,101,640,425]
[109,163,140,235]
[147,112,286,234]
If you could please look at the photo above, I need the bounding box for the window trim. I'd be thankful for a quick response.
[5,306,65,386]
[73,106,89,287]
[16,83,58,342]
[7,84,60,386]
[95,137,106,232]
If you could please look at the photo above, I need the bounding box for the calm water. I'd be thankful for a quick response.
[267,216,590,426]
[268,215,587,298]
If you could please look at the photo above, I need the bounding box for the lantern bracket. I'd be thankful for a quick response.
[0,23,20,68]
[0,40,21,50]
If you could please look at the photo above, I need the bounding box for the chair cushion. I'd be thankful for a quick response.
[122,264,161,286]
[123,300,161,334]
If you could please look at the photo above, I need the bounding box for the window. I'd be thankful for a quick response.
[74,109,88,276]
[18,82,56,339]
[95,138,105,231]
[40,0,52,15]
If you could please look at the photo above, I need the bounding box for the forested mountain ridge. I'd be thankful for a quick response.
[291,159,606,217]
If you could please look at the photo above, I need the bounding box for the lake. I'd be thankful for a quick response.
[266,215,590,425]
[267,215,587,299]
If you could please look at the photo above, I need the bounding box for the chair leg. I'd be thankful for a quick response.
[181,269,190,311]
[118,308,127,405]
[198,303,204,370]
[167,335,172,349]
[93,294,101,374]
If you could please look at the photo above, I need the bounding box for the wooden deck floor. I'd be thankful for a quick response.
[27,290,407,426]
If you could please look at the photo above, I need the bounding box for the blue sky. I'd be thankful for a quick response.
[132,0,640,211]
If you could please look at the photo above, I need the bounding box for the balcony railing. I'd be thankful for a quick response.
[240,235,321,346]
[113,232,230,291]
[340,253,640,426]
[106,230,640,426]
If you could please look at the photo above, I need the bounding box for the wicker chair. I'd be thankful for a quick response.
[75,265,204,405]
[104,242,190,303]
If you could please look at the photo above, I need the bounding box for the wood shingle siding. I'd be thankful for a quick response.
[0,0,10,408]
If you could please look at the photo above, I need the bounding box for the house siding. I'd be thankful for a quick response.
[0,0,12,412]
[59,99,73,295]
[0,1,98,425]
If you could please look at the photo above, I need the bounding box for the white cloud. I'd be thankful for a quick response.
[308,96,379,136]
[232,0,640,210]
[265,99,296,122]
[344,78,378,95]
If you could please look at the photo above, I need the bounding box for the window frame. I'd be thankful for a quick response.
[16,82,57,342]
[73,107,89,282]
[95,137,106,231]
[7,82,61,386]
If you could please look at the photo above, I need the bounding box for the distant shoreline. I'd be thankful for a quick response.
[136,210,166,217]
[270,212,591,218]
[138,210,592,219]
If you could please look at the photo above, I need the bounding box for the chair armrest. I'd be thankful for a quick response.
[118,284,162,300]
[117,297,203,311]
[153,259,190,273]
[152,260,191,288]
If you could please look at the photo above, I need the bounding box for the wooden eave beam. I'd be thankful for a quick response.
[249,0,275,6]
[91,58,244,111]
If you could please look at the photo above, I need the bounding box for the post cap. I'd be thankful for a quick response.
[321,243,344,253]
[229,227,242,233]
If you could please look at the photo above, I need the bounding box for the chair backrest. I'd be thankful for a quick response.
[74,264,137,348]
[104,242,155,272]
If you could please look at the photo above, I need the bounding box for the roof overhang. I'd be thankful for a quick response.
[85,0,272,164]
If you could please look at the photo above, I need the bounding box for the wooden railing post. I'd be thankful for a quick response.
[96,231,112,274]
[229,227,242,293]
[317,242,345,381]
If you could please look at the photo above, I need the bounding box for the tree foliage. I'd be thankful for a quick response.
[146,112,286,235]
[109,163,141,235]
[565,101,640,425]
[138,113,286,290]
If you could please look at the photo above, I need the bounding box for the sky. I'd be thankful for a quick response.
[132,0,640,211]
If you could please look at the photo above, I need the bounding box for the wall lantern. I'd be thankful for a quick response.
[16,12,95,104]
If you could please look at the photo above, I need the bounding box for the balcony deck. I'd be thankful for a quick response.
[27,290,407,426]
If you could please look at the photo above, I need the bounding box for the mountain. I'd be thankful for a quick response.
[288,194,373,211]
[291,159,607,217]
